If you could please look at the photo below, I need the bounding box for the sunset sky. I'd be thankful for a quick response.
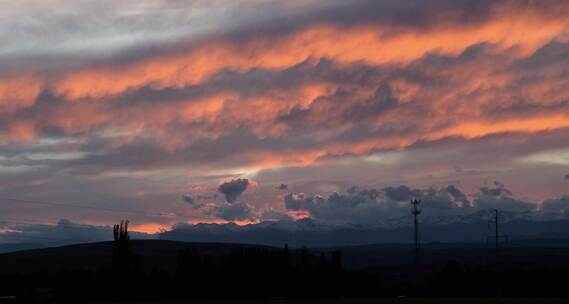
[1,0,569,236]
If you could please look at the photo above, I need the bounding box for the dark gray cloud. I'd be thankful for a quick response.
[181,194,208,210]
[420,185,472,210]
[542,196,569,216]
[260,210,293,222]
[382,185,419,202]
[182,192,221,210]
[284,188,400,225]
[478,181,513,197]
[182,194,195,204]
[218,178,249,204]
[473,182,534,211]
[284,183,538,225]
[213,202,252,221]
[381,184,472,212]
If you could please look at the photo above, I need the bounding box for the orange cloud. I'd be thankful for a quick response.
[427,115,569,140]
[0,1,567,174]
[46,5,568,100]
[0,74,43,111]
[130,223,168,234]
[6,121,37,142]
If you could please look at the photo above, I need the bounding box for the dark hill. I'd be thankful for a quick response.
[3,238,569,275]
[3,239,569,299]
[0,240,278,275]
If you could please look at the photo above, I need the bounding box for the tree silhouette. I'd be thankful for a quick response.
[113,220,129,242]
[112,220,131,275]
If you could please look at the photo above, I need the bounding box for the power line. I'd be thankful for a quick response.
[0,196,214,243]
[0,232,100,244]
[0,218,158,243]
[0,197,146,215]
[0,197,211,221]
[0,217,112,232]
[0,218,112,243]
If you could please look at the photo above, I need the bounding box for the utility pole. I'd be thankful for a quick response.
[411,199,421,268]
[487,209,507,298]
[493,209,499,260]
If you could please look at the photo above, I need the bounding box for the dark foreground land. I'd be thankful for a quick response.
[3,239,569,273]
[1,240,569,302]
[84,300,569,304]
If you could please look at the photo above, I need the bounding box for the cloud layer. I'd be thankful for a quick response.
[0,1,568,231]
[283,182,541,225]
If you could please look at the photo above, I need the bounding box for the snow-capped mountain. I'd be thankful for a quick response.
[160,209,569,247]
